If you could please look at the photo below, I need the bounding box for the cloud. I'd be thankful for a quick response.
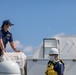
[14,40,24,48]
[6,40,34,55]
[23,46,34,55]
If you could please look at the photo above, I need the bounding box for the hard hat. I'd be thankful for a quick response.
[49,48,59,55]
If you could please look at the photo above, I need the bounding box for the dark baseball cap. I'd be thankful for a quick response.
[2,20,14,26]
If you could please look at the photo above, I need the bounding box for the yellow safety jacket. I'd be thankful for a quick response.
[45,62,57,75]
[45,60,64,75]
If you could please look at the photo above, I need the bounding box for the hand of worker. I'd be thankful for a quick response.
[15,49,20,52]
[2,49,6,55]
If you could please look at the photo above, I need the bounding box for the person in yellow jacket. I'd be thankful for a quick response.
[45,48,64,75]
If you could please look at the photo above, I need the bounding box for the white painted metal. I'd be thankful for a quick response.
[0,60,21,75]
[0,52,27,75]
[27,59,48,75]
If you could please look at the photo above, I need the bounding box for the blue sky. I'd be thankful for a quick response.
[0,0,76,55]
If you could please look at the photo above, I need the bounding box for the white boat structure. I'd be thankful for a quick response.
[1,34,76,75]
